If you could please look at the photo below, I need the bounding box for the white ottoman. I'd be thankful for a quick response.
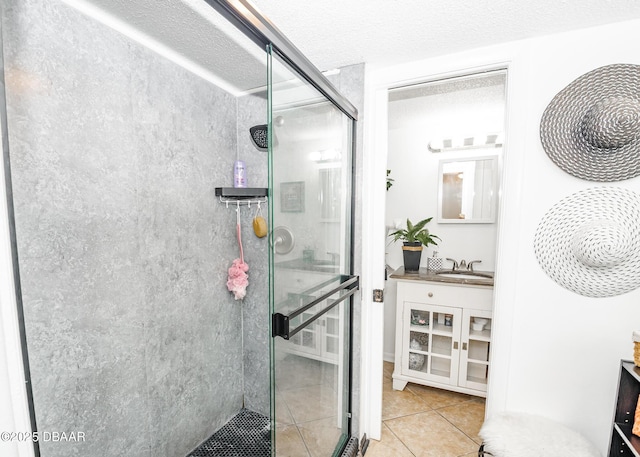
[478,412,601,457]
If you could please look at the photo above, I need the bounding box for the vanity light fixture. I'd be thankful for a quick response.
[428,132,503,153]
[309,148,341,162]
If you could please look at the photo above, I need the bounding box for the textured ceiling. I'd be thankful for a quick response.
[250,0,640,71]
[68,0,270,93]
[71,0,640,93]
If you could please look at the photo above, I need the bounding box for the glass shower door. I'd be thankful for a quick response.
[268,49,357,457]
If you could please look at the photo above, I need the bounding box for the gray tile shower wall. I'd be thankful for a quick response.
[2,0,268,456]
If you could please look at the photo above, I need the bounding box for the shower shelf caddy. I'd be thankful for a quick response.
[215,187,268,207]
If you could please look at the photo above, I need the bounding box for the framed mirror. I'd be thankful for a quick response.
[437,156,498,223]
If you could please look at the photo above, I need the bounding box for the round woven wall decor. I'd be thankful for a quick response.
[534,187,640,297]
[540,64,640,182]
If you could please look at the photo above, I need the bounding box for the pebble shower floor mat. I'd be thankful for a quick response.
[187,409,270,457]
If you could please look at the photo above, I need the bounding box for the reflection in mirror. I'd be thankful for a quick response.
[319,167,341,221]
[438,156,497,223]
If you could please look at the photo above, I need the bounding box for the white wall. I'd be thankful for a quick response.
[367,17,640,454]
[499,20,640,453]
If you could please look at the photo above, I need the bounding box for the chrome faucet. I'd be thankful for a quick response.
[327,251,340,265]
[468,260,482,272]
[446,258,482,271]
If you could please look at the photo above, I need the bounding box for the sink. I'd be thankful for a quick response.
[435,270,493,280]
[437,273,489,279]
[307,260,338,271]
[311,260,335,266]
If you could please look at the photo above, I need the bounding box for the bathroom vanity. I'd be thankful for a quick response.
[389,267,494,396]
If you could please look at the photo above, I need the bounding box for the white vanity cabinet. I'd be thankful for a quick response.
[287,305,340,364]
[392,279,493,396]
[274,267,341,364]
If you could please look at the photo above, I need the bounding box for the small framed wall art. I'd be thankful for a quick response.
[280,181,305,212]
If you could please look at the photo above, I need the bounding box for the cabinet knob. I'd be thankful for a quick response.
[427,292,433,297]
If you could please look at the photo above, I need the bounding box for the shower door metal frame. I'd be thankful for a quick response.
[272,276,359,341]
[202,0,358,122]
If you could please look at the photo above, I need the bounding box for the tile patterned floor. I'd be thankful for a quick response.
[187,409,270,457]
[362,361,485,457]
[273,357,485,457]
[274,354,342,457]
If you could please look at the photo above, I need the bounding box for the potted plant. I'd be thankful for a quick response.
[389,218,440,272]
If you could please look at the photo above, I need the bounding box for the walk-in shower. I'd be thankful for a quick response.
[0,0,358,456]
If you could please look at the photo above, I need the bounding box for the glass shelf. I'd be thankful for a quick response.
[432,323,454,335]
[469,329,491,341]
[409,324,431,333]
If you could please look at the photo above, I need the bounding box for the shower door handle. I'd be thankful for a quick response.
[272,275,359,340]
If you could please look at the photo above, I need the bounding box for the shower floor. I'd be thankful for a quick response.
[187,409,270,457]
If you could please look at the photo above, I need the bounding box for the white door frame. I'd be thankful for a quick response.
[360,43,524,441]
[358,80,389,441]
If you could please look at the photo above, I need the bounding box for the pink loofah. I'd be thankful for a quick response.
[227,203,250,300]
[227,258,249,300]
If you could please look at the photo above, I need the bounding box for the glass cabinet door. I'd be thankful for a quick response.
[403,303,460,385]
[459,309,492,391]
[323,305,341,360]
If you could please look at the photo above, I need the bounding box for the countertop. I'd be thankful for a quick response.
[389,267,494,287]
[275,258,339,273]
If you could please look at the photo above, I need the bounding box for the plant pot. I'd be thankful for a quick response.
[402,242,423,272]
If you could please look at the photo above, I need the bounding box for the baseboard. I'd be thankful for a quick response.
[383,352,395,363]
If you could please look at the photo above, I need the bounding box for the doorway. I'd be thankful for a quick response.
[375,69,507,455]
